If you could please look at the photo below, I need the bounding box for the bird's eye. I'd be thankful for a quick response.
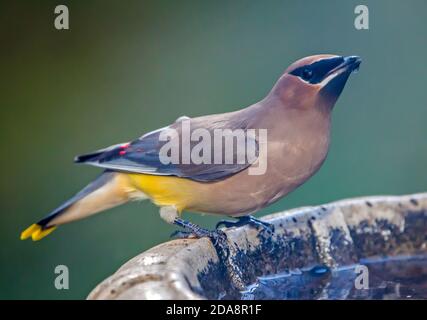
[301,68,313,81]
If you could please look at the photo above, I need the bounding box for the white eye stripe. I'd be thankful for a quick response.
[298,77,313,85]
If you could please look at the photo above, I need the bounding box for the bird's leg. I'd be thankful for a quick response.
[216,215,274,233]
[160,206,227,245]
[173,218,228,247]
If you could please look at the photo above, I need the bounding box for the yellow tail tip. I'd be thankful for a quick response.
[20,224,57,241]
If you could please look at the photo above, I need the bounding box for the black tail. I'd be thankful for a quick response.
[74,151,104,163]
[74,142,127,163]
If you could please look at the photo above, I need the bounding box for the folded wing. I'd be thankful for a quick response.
[74,115,259,182]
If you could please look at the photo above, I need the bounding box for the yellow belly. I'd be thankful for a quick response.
[126,173,198,212]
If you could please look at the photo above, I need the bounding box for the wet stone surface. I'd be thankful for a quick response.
[88,194,427,300]
[197,201,427,300]
[349,210,427,259]
[239,254,427,300]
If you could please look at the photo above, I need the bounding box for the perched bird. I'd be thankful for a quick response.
[21,54,361,241]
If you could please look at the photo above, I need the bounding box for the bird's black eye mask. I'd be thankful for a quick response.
[289,57,344,84]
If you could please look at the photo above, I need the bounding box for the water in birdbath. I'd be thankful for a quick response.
[239,254,427,300]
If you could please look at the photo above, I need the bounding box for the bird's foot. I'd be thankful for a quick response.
[216,215,275,233]
[171,218,228,247]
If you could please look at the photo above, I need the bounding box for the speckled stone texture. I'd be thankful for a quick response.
[88,193,427,300]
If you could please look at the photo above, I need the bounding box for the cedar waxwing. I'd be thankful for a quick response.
[21,54,361,241]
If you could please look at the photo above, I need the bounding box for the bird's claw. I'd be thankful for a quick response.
[216,215,275,234]
[215,219,238,229]
[171,228,226,243]
[171,217,229,249]
[257,220,275,234]
[208,229,227,247]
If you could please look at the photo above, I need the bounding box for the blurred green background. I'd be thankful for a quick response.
[1,0,426,299]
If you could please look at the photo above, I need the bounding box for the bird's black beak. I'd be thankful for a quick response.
[327,55,361,76]
[346,55,362,72]
[320,55,361,105]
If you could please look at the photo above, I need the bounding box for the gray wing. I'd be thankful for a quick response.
[74,115,259,182]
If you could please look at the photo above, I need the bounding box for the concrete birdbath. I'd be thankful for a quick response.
[88,193,427,300]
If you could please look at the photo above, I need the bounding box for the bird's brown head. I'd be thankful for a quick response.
[271,54,361,112]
